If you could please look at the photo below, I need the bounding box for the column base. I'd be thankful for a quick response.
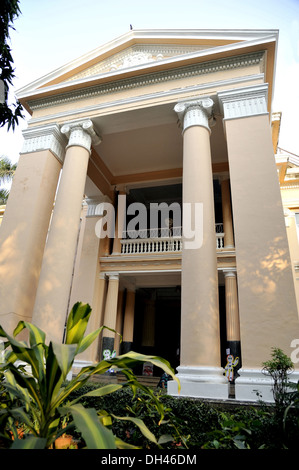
[120,341,133,355]
[235,368,299,402]
[168,366,228,400]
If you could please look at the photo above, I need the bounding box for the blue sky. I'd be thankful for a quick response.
[1,0,299,162]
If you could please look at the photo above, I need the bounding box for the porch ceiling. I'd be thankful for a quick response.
[90,100,228,181]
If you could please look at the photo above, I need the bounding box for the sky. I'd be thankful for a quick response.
[1,0,299,164]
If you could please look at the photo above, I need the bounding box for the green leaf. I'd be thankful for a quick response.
[64,404,116,449]
[65,302,92,345]
[11,436,47,449]
[51,342,77,379]
[111,414,158,445]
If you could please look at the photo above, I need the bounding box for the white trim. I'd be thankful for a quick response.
[218,83,269,120]
[16,30,277,98]
[27,74,264,128]
[20,123,67,164]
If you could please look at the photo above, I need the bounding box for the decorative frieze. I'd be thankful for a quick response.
[218,84,268,120]
[20,123,67,164]
[28,51,264,111]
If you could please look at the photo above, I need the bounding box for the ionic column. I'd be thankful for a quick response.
[170,98,226,398]
[121,288,136,354]
[101,273,119,357]
[220,177,234,249]
[112,189,127,255]
[0,124,64,335]
[32,120,101,343]
[69,196,110,362]
[223,269,241,363]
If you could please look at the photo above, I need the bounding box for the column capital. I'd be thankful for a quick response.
[61,119,102,154]
[85,195,112,217]
[218,84,268,120]
[20,123,67,164]
[174,97,215,133]
[223,268,237,278]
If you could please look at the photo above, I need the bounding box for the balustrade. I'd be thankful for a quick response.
[120,224,225,254]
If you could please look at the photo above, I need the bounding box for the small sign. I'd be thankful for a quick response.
[142,362,153,376]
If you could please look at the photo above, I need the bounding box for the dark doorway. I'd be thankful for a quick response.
[133,286,181,375]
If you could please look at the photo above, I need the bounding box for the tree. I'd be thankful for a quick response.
[0,156,17,203]
[0,0,24,130]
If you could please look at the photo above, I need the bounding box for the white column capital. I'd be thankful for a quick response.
[85,195,112,217]
[20,123,67,164]
[223,268,237,278]
[218,84,269,120]
[61,119,102,154]
[174,97,215,133]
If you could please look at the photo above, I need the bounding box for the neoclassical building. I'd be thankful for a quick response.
[1,29,299,401]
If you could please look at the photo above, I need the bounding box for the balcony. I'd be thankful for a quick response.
[120,223,224,255]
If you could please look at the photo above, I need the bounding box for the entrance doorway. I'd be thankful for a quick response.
[133,286,181,375]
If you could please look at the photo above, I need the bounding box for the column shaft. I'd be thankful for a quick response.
[219,85,299,368]
[221,178,234,249]
[178,101,221,368]
[121,289,135,353]
[0,142,61,334]
[101,274,119,356]
[32,120,99,343]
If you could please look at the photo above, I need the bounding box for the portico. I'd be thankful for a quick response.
[0,29,298,401]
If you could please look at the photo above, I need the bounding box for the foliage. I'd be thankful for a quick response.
[0,0,25,130]
[0,188,9,204]
[0,302,179,449]
[262,347,294,407]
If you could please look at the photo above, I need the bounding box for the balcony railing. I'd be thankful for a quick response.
[120,224,224,254]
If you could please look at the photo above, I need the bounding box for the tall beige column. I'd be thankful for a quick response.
[112,189,126,255]
[219,84,299,399]
[101,273,119,358]
[114,288,125,355]
[221,178,234,249]
[224,269,241,366]
[0,124,64,335]
[69,196,110,362]
[32,120,101,343]
[169,98,227,399]
[122,288,136,354]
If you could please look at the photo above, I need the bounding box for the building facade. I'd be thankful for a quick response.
[1,29,299,401]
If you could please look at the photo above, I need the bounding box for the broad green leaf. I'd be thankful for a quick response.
[115,437,140,449]
[13,321,46,347]
[11,436,47,449]
[79,383,123,400]
[65,302,92,345]
[111,414,158,445]
[76,326,104,355]
[51,342,77,379]
[64,404,116,449]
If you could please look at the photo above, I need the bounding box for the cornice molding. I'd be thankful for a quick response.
[27,51,264,111]
[20,123,67,163]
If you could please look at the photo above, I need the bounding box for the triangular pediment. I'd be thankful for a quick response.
[64,43,215,83]
[17,29,278,109]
